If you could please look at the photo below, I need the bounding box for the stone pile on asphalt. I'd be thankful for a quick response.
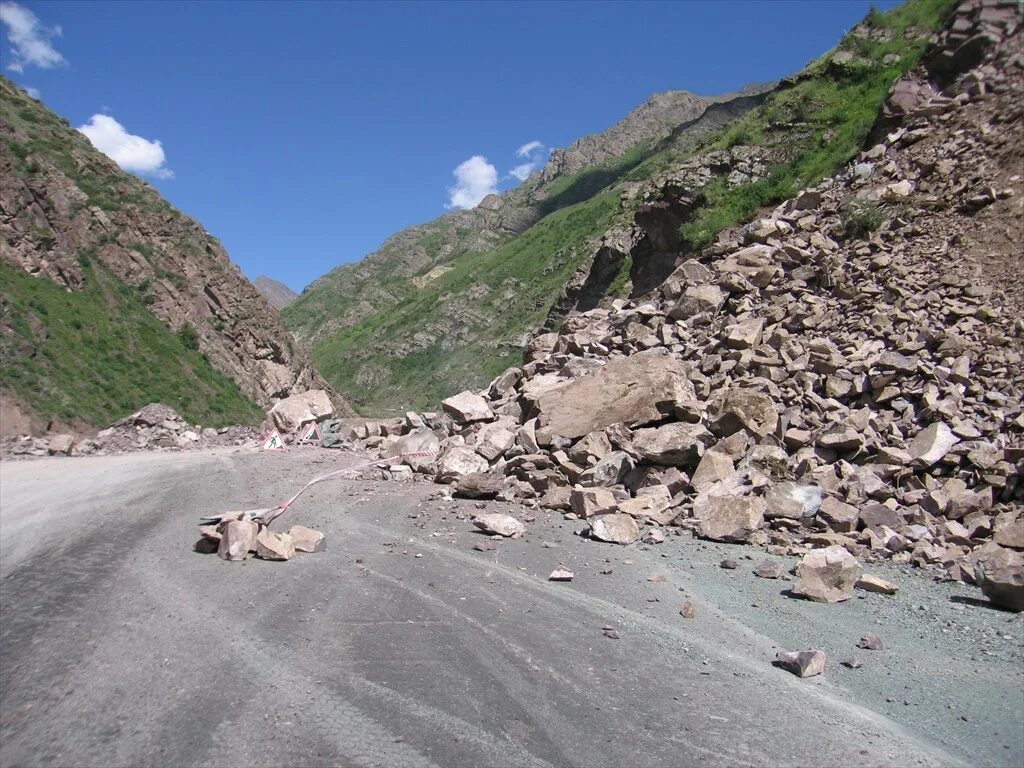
[325,0,1023,613]
[197,516,325,562]
[2,402,261,458]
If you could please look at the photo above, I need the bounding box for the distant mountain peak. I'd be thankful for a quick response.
[253,275,299,309]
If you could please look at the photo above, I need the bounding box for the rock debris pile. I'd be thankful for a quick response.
[333,1,1023,611]
[2,403,260,458]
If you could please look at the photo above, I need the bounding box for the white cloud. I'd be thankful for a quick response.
[506,140,547,182]
[516,140,543,158]
[508,162,537,182]
[446,155,497,209]
[0,1,66,73]
[77,114,174,179]
[24,85,40,98]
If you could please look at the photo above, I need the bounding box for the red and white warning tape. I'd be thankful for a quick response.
[249,450,437,525]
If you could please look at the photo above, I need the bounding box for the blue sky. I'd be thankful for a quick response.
[2,0,900,291]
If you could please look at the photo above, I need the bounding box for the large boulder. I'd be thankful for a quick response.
[569,488,618,518]
[793,546,861,603]
[578,451,634,487]
[442,391,493,424]
[383,430,440,472]
[588,514,640,545]
[268,390,333,433]
[631,422,713,467]
[47,433,75,455]
[764,483,822,520]
[473,420,517,461]
[694,496,765,542]
[435,444,489,483]
[689,450,736,492]
[532,350,696,441]
[455,472,505,499]
[973,545,1024,612]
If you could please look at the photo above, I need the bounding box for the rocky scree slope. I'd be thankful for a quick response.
[253,275,298,309]
[546,0,960,323]
[332,0,1024,608]
[283,87,773,414]
[0,78,350,431]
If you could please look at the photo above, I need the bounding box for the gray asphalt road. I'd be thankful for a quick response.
[1,448,1021,768]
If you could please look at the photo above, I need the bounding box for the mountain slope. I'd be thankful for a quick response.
[547,0,957,320]
[285,87,772,413]
[286,0,951,416]
[253,275,298,309]
[0,78,350,431]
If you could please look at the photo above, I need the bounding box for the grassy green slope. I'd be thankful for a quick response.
[1,261,262,427]
[674,0,954,250]
[311,191,619,412]
[287,0,951,415]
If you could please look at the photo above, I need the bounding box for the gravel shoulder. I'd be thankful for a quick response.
[1,447,1021,768]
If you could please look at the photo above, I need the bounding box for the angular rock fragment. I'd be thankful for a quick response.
[858,633,883,651]
[269,390,333,433]
[642,528,666,545]
[570,487,618,518]
[818,497,860,533]
[473,421,516,461]
[288,525,326,553]
[671,284,726,318]
[578,451,634,487]
[973,545,1024,612]
[255,529,295,561]
[764,483,822,520]
[723,317,765,349]
[47,433,75,455]
[472,513,526,538]
[454,472,505,499]
[690,450,736,491]
[695,496,765,543]
[435,445,489,483]
[775,649,826,678]
[793,545,861,603]
[631,422,712,467]
[711,390,779,438]
[680,600,696,619]
[588,514,640,545]
[754,560,785,579]
[533,351,695,440]
[217,520,259,561]
[907,423,959,467]
[441,391,493,424]
[383,430,440,472]
[548,566,574,582]
[855,574,898,595]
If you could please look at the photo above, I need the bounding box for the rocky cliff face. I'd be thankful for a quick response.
[0,78,350,425]
[253,275,299,309]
